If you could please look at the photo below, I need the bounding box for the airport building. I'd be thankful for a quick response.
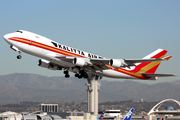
[147,99,180,120]
[39,104,58,113]
[1,99,180,120]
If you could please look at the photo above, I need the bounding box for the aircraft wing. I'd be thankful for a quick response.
[124,56,172,63]
[124,58,164,63]
[54,55,172,72]
[140,73,176,77]
[90,56,171,67]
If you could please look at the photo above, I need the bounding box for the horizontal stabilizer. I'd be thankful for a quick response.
[163,56,172,61]
[141,73,176,77]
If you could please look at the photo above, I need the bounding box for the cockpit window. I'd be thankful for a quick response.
[16,30,23,33]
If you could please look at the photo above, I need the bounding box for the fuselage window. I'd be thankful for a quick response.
[51,42,57,47]
[63,46,66,50]
[94,55,97,58]
[71,48,73,52]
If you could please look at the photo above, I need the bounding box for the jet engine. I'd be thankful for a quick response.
[109,59,122,68]
[73,58,86,66]
[38,59,62,70]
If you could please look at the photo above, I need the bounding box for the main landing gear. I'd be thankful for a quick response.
[64,70,70,78]
[75,70,88,79]
[63,70,88,79]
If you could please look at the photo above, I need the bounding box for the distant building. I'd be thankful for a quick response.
[39,104,58,112]
[0,111,22,120]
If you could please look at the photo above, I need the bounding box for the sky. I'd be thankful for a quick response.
[0,0,179,84]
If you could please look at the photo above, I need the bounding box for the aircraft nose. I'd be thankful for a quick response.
[3,34,10,41]
[3,33,13,45]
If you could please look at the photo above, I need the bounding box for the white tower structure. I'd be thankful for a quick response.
[85,73,102,115]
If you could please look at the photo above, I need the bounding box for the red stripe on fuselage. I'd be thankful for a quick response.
[9,37,86,58]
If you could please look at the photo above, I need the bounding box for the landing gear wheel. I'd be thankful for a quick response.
[78,75,82,79]
[75,73,79,77]
[65,74,70,78]
[64,71,68,74]
[17,55,22,59]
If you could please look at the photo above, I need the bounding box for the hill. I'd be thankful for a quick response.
[0,73,180,104]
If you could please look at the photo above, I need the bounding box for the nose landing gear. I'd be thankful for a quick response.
[17,51,22,59]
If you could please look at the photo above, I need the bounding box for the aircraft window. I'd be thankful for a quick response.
[51,42,58,47]
[16,30,23,33]
[94,55,97,58]
[59,44,62,49]
[99,56,103,59]
[71,48,73,52]
[63,46,66,50]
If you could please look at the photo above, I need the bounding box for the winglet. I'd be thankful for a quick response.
[163,56,172,61]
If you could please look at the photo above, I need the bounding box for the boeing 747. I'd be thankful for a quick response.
[4,30,175,80]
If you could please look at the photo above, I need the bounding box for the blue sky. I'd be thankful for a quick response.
[0,1,179,84]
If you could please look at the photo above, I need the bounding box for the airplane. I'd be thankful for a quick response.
[3,30,175,80]
[99,108,134,120]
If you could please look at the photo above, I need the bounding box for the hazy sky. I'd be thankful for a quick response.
[0,1,179,84]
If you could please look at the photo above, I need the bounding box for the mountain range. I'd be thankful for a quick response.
[0,73,180,104]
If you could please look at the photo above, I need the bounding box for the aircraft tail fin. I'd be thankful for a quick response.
[134,49,170,74]
[99,110,105,120]
[158,117,163,120]
[123,108,134,120]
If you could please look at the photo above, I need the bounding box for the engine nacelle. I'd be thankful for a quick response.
[109,59,122,68]
[38,59,62,70]
[38,59,50,68]
[73,58,86,66]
